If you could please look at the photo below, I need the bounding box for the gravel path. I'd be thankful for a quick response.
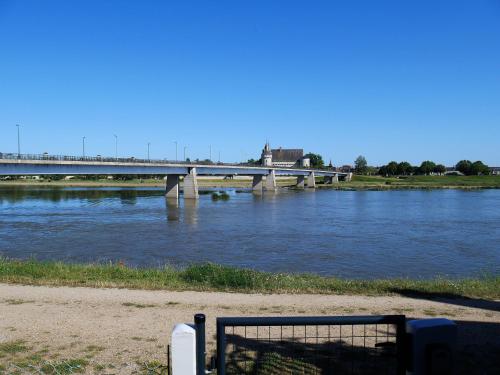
[1,284,498,373]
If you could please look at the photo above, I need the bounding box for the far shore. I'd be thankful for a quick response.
[1,174,499,190]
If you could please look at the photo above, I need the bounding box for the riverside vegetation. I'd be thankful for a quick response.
[0,258,498,299]
[1,175,500,189]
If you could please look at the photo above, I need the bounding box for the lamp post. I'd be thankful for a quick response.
[174,141,178,162]
[113,134,118,160]
[183,146,187,162]
[82,136,86,157]
[16,124,20,158]
[209,145,212,161]
[147,142,150,161]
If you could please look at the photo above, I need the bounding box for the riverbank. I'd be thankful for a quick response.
[1,283,498,374]
[1,175,499,189]
[1,259,498,299]
[329,174,500,190]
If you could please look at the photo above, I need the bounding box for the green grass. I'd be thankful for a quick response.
[0,258,498,299]
[335,175,500,189]
[0,341,29,356]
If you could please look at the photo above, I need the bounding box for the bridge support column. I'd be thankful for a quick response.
[345,172,353,182]
[183,168,199,199]
[265,170,277,191]
[252,175,263,194]
[307,172,316,188]
[165,175,180,199]
[296,175,305,189]
[332,174,339,183]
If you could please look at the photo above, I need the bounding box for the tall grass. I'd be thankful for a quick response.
[0,258,498,299]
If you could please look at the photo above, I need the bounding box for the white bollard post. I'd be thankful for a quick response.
[172,323,197,375]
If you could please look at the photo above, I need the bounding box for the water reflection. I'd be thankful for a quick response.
[0,186,162,204]
[165,198,180,221]
[183,199,198,226]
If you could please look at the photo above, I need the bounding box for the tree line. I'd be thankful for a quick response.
[354,156,492,176]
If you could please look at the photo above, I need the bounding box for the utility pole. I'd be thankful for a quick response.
[147,142,150,161]
[114,134,118,159]
[174,141,178,162]
[16,124,20,158]
[82,136,86,157]
[218,151,221,163]
[184,146,187,161]
[209,145,212,161]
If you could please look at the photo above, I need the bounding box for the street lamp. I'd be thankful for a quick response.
[16,124,21,158]
[113,134,118,159]
[183,146,187,162]
[147,142,151,161]
[174,141,178,162]
[82,136,86,157]
[209,145,212,161]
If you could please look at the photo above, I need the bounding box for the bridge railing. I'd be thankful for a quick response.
[0,152,209,165]
[0,152,337,172]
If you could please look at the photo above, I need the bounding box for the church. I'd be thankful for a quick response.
[261,142,310,168]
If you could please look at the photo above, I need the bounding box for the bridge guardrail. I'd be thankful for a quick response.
[0,152,339,172]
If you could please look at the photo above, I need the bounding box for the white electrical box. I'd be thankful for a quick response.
[406,318,457,375]
[172,323,197,375]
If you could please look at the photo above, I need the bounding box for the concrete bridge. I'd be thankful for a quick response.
[0,153,352,199]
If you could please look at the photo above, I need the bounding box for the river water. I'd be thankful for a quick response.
[0,186,499,279]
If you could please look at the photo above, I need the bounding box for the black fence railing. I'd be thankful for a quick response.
[216,315,406,375]
[0,152,336,172]
[0,152,225,166]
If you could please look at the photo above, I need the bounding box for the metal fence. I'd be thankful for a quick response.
[216,315,406,375]
[0,152,335,171]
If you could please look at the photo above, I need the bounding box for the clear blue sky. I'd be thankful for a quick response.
[1,0,499,166]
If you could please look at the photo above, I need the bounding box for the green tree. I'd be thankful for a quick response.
[470,161,490,175]
[354,155,368,174]
[419,161,436,175]
[386,161,399,176]
[434,164,446,175]
[456,160,472,175]
[397,161,412,175]
[305,153,324,169]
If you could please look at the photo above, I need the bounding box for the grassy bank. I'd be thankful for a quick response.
[2,175,499,189]
[335,175,500,190]
[0,258,498,299]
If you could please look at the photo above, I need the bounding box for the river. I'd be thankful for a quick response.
[0,186,499,279]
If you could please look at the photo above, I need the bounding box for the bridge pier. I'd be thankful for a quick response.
[183,168,199,199]
[307,172,316,188]
[252,175,263,194]
[265,170,277,191]
[165,175,180,199]
[345,172,353,182]
[324,174,339,184]
[296,175,305,189]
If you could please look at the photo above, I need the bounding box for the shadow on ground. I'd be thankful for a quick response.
[389,288,500,312]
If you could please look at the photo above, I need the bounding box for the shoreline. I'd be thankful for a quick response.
[1,259,498,299]
[1,175,499,190]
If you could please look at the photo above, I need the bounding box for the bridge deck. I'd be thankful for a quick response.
[0,157,345,177]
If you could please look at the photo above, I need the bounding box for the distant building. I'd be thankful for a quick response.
[339,165,353,173]
[491,167,500,175]
[261,142,310,168]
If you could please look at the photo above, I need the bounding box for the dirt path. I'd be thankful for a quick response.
[1,284,498,374]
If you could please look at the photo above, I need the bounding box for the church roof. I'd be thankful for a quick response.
[271,148,304,162]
